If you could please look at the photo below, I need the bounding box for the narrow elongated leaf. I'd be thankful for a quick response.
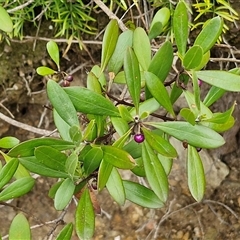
[144,71,175,116]
[106,167,125,205]
[192,70,201,111]
[147,121,225,149]
[142,128,177,158]
[196,70,240,92]
[194,17,223,53]
[124,47,141,113]
[142,141,169,202]
[113,129,132,149]
[9,213,31,240]
[123,140,142,159]
[69,125,82,146]
[123,180,164,208]
[133,27,151,70]
[0,137,19,149]
[203,86,225,107]
[36,66,56,76]
[180,108,196,125]
[54,178,75,210]
[111,117,129,137]
[0,6,13,32]
[101,19,119,71]
[0,177,34,201]
[102,145,135,169]
[75,188,95,240]
[183,46,203,70]
[97,160,113,191]
[65,152,78,176]
[148,41,173,82]
[173,2,188,57]
[56,223,73,240]
[35,146,67,172]
[87,72,102,94]
[47,41,60,69]
[8,138,75,158]
[0,158,19,190]
[118,104,133,122]
[187,146,205,202]
[47,80,79,126]
[64,87,120,117]
[108,30,133,74]
[158,154,173,175]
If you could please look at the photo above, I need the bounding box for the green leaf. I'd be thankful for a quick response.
[46,41,60,69]
[123,140,142,159]
[148,41,173,82]
[8,138,75,158]
[69,125,82,146]
[203,86,225,107]
[35,146,67,172]
[64,87,120,117]
[187,146,205,202]
[9,213,31,240]
[0,137,19,149]
[47,80,79,126]
[192,70,201,111]
[65,152,78,176]
[113,71,126,84]
[0,158,19,190]
[0,177,34,201]
[102,145,135,169]
[48,180,63,198]
[19,156,69,178]
[90,65,106,89]
[183,46,203,70]
[123,180,164,208]
[106,167,125,206]
[108,30,133,74]
[101,19,119,71]
[148,22,162,40]
[113,129,132,149]
[142,141,169,202]
[180,108,196,125]
[194,17,223,53]
[194,50,210,71]
[147,121,225,149]
[124,47,141,113]
[0,5,13,32]
[158,154,173,175]
[131,157,145,177]
[54,178,75,210]
[87,72,102,94]
[117,104,133,122]
[56,223,73,240]
[144,71,175,116]
[36,66,56,76]
[173,1,189,57]
[97,160,113,191]
[196,70,240,92]
[142,128,177,158]
[83,147,103,176]
[111,117,129,137]
[133,27,151,70]
[75,188,95,240]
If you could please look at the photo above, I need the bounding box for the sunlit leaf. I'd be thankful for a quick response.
[0,6,13,32]
[183,46,203,70]
[65,152,78,177]
[46,41,60,69]
[111,117,129,137]
[192,70,201,111]
[0,137,19,149]
[69,125,82,146]
[56,223,73,240]
[36,66,56,76]
[203,86,225,107]
[158,154,173,175]
[87,72,102,94]
[97,160,113,192]
[180,108,196,125]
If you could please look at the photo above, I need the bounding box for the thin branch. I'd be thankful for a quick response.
[7,0,34,13]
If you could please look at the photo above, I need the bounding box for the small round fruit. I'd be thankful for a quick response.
[63,80,70,87]
[134,133,145,143]
[66,75,74,82]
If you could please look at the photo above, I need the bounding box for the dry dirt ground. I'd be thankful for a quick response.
[1,21,240,240]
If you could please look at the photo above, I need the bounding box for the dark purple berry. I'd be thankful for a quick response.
[66,75,74,82]
[63,80,70,87]
[134,133,145,143]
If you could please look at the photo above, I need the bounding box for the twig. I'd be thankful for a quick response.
[7,0,34,13]
[210,57,240,63]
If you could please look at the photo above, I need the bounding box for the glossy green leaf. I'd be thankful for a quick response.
[0,6,13,32]
[0,158,19,190]
[9,213,31,240]
[54,178,75,210]
[148,22,162,40]
[203,86,225,107]
[102,145,135,169]
[158,154,173,175]
[87,72,102,94]
[142,128,177,158]
[35,146,67,172]
[113,71,126,84]
[56,223,73,240]
[0,137,19,149]
[147,121,225,149]
[106,167,125,205]
[192,70,201,111]
[194,17,223,53]
[111,117,129,137]
[123,140,142,159]
[0,177,34,201]
[48,180,63,198]
[19,156,69,178]
[36,66,56,76]
[108,30,133,74]
[180,108,196,125]
[82,119,97,141]
[113,129,132,149]
[8,138,75,158]
[83,147,103,176]
[65,152,78,176]
[91,65,106,89]
[142,141,168,202]
[194,50,210,71]
[133,27,151,70]
[148,41,173,82]
[196,70,240,92]
[123,180,164,208]
[69,125,82,146]
[97,160,113,191]
[183,46,203,70]
[46,41,60,69]
[118,105,133,122]
[173,2,188,57]
[144,71,175,116]
[131,157,145,177]
[64,87,120,117]
[47,80,79,126]
[124,47,141,113]
[187,146,205,202]
[101,19,119,71]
